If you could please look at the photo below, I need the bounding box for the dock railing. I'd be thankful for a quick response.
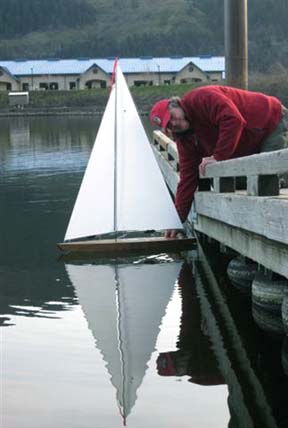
[152,130,288,279]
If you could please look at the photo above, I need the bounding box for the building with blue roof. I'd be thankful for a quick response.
[0,56,225,91]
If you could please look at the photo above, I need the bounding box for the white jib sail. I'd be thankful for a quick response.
[64,64,183,241]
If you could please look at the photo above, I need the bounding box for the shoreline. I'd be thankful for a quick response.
[0,107,150,117]
[0,107,104,117]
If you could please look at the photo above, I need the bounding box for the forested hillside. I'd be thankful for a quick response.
[0,0,287,72]
[0,0,97,37]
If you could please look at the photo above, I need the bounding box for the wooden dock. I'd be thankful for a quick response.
[152,130,288,280]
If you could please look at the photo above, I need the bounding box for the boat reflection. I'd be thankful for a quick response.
[65,258,182,424]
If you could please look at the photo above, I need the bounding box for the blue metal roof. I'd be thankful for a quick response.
[0,57,224,76]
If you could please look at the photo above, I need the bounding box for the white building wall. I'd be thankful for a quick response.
[175,66,208,84]
[18,74,79,90]
[125,72,182,86]
[207,71,223,81]
[0,73,19,91]
[79,67,109,89]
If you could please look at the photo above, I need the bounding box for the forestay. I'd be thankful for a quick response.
[64,64,182,241]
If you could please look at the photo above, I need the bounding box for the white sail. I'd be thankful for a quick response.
[64,87,115,241]
[66,261,182,420]
[64,64,182,241]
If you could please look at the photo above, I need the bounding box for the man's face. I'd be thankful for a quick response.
[168,107,190,133]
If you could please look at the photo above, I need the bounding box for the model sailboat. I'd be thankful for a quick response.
[58,62,194,255]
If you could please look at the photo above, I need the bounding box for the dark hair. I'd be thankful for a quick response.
[168,96,181,110]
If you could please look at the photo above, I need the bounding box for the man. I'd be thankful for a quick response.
[150,85,288,237]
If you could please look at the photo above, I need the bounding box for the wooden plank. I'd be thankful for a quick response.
[194,214,288,279]
[167,141,179,162]
[152,145,196,227]
[153,130,171,151]
[58,236,195,256]
[152,146,179,193]
[153,131,179,161]
[203,148,288,178]
[194,191,288,244]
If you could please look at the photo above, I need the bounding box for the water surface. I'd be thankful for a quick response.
[1,116,229,428]
[1,115,287,428]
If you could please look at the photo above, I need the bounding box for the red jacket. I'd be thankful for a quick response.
[174,85,283,222]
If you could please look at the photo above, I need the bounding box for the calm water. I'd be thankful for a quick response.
[1,116,287,428]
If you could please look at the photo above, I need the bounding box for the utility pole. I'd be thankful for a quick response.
[224,0,248,89]
[157,65,161,86]
[31,67,34,90]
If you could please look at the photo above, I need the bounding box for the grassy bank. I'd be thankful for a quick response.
[1,72,288,114]
[0,82,200,114]
[249,72,288,106]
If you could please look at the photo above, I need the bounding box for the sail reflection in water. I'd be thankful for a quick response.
[66,260,182,423]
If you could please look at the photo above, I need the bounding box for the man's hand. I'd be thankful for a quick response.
[165,230,185,239]
[199,155,217,177]
[165,128,174,139]
[165,229,178,239]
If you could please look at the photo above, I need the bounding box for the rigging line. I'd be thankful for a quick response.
[115,265,128,424]
[113,63,118,240]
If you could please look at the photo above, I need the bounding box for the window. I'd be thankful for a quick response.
[134,80,153,87]
[100,81,107,88]
[49,82,58,90]
[181,78,202,84]
[22,83,29,90]
[93,68,98,74]
[40,83,48,90]
[188,65,194,72]
[69,82,76,90]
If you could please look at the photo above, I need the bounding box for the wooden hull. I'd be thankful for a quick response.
[57,236,195,257]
